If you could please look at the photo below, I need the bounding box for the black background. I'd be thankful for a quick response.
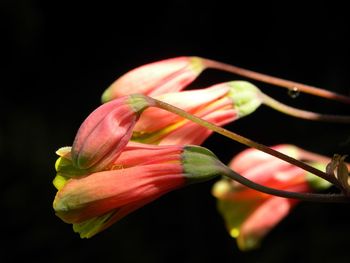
[2,1,350,262]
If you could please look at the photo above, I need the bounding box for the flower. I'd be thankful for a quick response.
[211,144,332,251]
[132,81,262,145]
[53,142,224,238]
[71,94,152,171]
[101,56,205,102]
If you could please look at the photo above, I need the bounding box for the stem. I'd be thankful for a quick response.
[221,166,349,203]
[149,97,341,188]
[203,58,350,104]
[260,93,350,123]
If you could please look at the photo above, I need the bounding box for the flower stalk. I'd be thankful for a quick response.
[220,166,349,203]
[149,96,342,188]
[203,58,350,104]
[261,93,350,123]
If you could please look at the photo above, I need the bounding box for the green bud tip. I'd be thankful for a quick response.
[101,88,112,104]
[189,56,206,74]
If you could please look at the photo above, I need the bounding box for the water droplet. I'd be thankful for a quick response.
[288,87,300,98]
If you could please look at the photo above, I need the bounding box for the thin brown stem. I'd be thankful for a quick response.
[221,166,349,203]
[260,93,350,123]
[203,58,350,104]
[149,97,341,188]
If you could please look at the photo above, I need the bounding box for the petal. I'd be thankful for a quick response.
[134,83,230,132]
[133,94,237,145]
[236,159,299,186]
[115,142,183,167]
[237,197,298,250]
[158,108,238,145]
[229,144,299,174]
[73,192,163,238]
[213,180,265,241]
[101,56,205,102]
[53,163,184,223]
[71,95,150,170]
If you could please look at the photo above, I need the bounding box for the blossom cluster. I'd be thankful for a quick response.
[53,56,336,250]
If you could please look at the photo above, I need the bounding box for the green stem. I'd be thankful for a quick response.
[203,58,350,104]
[149,97,341,188]
[221,166,349,203]
[260,93,350,123]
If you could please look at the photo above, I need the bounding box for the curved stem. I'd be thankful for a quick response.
[221,166,349,203]
[149,97,341,188]
[203,58,350,104]
[260,93,350,123]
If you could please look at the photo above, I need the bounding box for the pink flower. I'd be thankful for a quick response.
[53,142,224,238]
[132,81,262,145]
[212,144,331,250]
[101,56,205,102]
[71,94,152,170]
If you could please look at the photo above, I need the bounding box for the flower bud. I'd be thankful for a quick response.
[71,94,152,170]
[101,56,205,102]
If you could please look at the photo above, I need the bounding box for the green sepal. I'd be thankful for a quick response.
[182,145,224,184]
[53,174,69,190]
[73,210,117,238]
[54,147,90,189]
[127,94,153,114]
[55,156,89,177]
[228,81,262,117]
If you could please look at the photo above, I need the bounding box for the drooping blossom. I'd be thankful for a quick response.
[211,144,332,251]
[54,127,225,238]
[132,81,262,145]
[101,56,205,102]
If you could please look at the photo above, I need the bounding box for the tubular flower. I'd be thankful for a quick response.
[132,81,262,145]
[53,142,224,238]
[71,94,152,171]
[211,144,332,251]
[101,56,205,102]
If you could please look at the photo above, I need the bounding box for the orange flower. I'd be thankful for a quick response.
[53,142,224,238]
[212,145,331,250]
[132,81,262,145]
[101,56,205,102]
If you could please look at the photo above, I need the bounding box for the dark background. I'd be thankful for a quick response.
[2,1,350,262]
